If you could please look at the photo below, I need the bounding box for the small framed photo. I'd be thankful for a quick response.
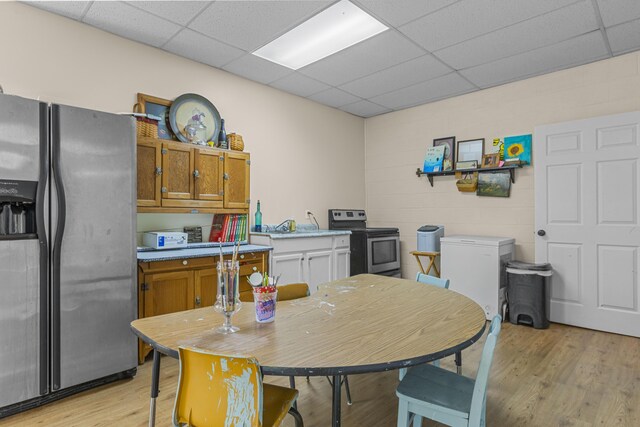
[433,136,455,171]
[481,153,500,168]
[457,138,485,164]
[477,171,511,197]
[456,160,478,171]
[136,93,177,140]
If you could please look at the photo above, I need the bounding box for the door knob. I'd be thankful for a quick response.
[537,230,546,236]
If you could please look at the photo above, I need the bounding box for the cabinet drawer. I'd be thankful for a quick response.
[237,251,264,262]
[271,237,333,253]
[240,260,262,276]
[334,235,350,248]
[142,256,215,272]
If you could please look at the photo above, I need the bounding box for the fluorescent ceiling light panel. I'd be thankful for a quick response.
[253,0,388,70]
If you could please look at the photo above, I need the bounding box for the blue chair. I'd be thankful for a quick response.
[415,272,450,289]
[398,273,451,381]
[396,315,502,427]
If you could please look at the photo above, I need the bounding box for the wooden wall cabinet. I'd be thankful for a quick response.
[136,137,249,213]
[137,251,268,363]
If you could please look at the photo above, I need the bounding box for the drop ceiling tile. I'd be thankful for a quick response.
[339,100,391,117]
[164,29,245,68]
[189,1,331,51]
[269,73,330,98]
[370,72,475,109]
[299,30,425,87]
[436,2,599,70]
[308,88,362,108]
[400,0,576,51]
[82,1,181,48]
[126,1,210,26]
[24,1,90,20]
[339,55,453,98]
[596,0,640,27]
[606,19,640,54]
[222,54,293,85]
[460,31,609,88]
[354,0,459,26]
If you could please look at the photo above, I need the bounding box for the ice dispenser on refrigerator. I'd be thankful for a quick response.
[0,180,37,237]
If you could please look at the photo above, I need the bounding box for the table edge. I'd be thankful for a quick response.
[130,319,487,376]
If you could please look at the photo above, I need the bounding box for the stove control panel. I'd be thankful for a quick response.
[329,209,366,222]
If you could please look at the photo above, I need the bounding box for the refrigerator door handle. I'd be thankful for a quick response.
[36,101,50,396]
[50,104,66,391]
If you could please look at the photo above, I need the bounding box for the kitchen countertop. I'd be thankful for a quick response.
[251,225,351,239]
[137,244,272,262]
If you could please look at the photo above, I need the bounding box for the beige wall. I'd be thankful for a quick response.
[365,52,640,278]
[0,2,365,244]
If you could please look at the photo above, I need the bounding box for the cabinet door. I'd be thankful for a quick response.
[194,268,217,308]
[334,248,351,280]
[305,250,333,293]
[194,149,224,204]
[143,270,194,318]
[272,253,304,286]
[162,143,194,200]
[136,139,161,207]
[223,152,250,209]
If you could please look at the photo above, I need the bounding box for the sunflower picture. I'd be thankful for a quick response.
[503,134,532,165]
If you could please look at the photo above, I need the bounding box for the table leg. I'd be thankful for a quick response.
[149,349,161,427]
[455,351,462,375]
[332,374,342,427]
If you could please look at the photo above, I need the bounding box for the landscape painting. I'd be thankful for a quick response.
[477,171,511,197]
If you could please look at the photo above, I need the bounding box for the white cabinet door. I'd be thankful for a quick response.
[334,248,351,280]
[271,252,304,285]
[535,111,640,337]
[305,250,333,293]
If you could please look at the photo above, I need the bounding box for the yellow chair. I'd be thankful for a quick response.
[173,347,303,427]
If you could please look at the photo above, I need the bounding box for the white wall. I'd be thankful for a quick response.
[0,2,365,244]
[365,52,640,278]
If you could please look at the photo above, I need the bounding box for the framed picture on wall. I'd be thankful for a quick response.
[477,171,511,197]
[481,153,500,168]
[136,93,177,140]
[456,138,485,164]
[433,136,455,171]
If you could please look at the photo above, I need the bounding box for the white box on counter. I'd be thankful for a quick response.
[143,232,188,250]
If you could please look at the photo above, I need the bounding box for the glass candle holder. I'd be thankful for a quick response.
[214,260,241,333]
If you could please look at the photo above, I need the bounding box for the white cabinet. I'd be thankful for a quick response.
[251,233,350,293]
[334,248,350,280]
[272,252,305,285]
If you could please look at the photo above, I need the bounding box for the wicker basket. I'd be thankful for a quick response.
[456,178,478,192]
[227,133,245,151]
[133,103,159,138]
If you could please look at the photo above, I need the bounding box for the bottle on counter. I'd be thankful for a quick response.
[254,200,262,232]
[218,119,227,149]
[289,217,296,232]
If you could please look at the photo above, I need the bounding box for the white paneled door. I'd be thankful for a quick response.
[535,111,640,337]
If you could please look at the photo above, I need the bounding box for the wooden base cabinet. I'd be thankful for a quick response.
[137,251,268,363]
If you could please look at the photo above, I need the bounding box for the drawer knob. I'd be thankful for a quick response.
[240,254,245,259]
[253,266,257,271]
[182,260,188,265]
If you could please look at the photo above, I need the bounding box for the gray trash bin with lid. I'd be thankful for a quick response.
[506,261,552,329]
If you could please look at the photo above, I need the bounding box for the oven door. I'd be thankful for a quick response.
[367,235,400,274]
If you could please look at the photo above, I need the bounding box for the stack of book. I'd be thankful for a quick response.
[209,214,248,243]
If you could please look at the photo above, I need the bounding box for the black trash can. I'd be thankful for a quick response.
[506,261,553,329]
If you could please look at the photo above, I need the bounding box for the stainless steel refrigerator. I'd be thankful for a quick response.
[0,93,137,416]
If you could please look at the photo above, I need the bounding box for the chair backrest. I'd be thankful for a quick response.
[468,315,502,426]
[173,347,263,427]
[415,272,450,289]
[276,283,310,301]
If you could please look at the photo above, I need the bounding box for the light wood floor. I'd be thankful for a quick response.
[2,322,639,426]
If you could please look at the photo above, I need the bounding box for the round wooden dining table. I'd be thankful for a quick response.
[131,273,487,427]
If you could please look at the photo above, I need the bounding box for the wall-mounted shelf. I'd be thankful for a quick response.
[416,164,522,187]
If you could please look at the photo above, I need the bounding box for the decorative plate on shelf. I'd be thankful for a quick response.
[169,93,221,143]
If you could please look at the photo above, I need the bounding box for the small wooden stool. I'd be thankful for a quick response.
[410,251,441,278]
